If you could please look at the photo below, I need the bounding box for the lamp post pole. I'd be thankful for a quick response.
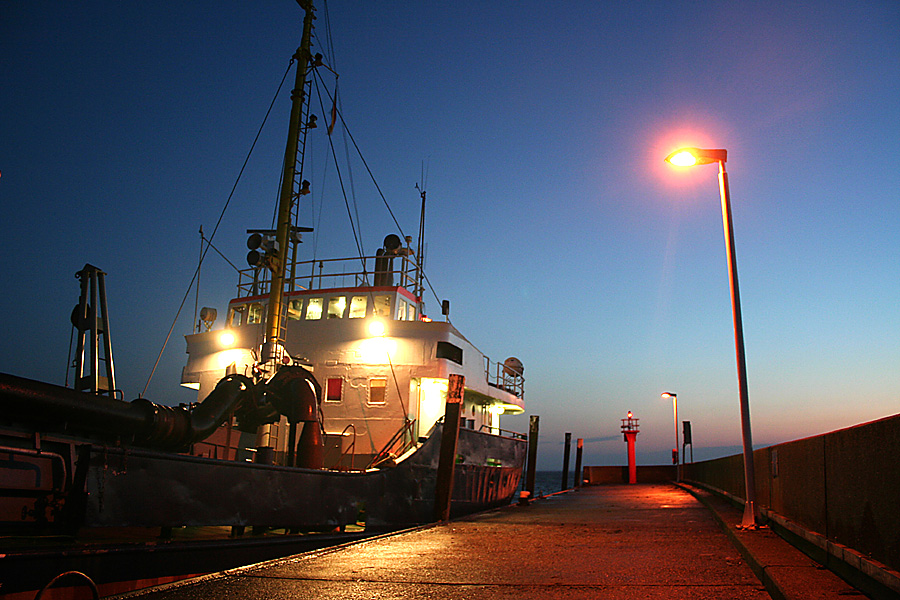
[717,159,758,528]
[664,147,758,528]
[662,392,679,482]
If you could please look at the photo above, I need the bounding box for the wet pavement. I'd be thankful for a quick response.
[115,483,860,599]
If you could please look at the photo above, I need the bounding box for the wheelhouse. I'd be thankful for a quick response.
[182,242,524,469]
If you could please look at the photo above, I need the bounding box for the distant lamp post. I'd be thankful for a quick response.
[664,146,758,528]
[661,392,679,482]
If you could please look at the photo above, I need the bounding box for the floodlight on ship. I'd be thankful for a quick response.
[246,233,279,269]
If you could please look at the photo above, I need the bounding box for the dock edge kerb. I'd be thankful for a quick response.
[677,481,900,600]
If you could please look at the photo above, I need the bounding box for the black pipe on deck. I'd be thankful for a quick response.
[0,372,253,451]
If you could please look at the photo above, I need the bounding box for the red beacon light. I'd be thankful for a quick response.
[621,411,640,484]
[621,411,640,434]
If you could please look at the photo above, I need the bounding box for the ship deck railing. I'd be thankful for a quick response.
[484,356,525,399]
[477,424,527,440]
[236,254,421,299]
[438,417,525,441]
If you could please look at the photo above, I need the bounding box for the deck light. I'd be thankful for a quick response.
[664,146,758,528]
[219,331,235,347]
[368,319,386,337]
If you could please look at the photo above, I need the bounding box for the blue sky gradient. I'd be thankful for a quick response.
[2,1,898,468]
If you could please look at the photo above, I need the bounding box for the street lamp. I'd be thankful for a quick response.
[661,392,679,482]
[664,147,758,528]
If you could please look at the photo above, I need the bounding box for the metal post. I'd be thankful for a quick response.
[718,160,758,528]
[71,267,90,389]
[525,415,539,497]
[434,374,464,522]
[574,438,584,489]
[263,2,316,361]
[96,270,116,396]
[89,269,99,394]
[673,395,680,482]
[561,432,572,490]
[625,432,638,484]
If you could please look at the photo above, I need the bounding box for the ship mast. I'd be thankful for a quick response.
[263,0,315,362]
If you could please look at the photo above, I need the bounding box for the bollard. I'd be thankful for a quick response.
[574,437,584,488]
[434,374,464,522]
[561,432,571,490]
[525,415,539,499]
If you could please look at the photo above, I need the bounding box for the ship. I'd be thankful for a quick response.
[0,0,526,548]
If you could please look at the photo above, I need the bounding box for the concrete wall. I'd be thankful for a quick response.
[683,413,900,573]
[583,465,675,484]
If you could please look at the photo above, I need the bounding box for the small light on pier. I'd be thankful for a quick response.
[621,411,640,484]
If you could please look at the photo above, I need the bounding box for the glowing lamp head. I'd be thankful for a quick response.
[666,150,698,166]
[665,147,727,167]
[627,411,633,419]
[367,319,386,337]
[219,331,235,347]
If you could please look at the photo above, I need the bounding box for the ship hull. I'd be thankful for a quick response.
[1,419,525,534]
[1,414,524,597]
[80,424,525,530]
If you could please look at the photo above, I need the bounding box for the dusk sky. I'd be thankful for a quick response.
[2,1,898,469]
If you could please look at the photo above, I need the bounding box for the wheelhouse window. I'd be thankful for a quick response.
[436,341,463,365]
[287,299,303,320]
[248,303,264,324]
[325,378,343,403]
[327,296,346,319]
[305,298,323,320]
[396,301,416,321]
[349,296,367,318]
[368,377,387,405]
[228,305,245,327]
[373,295,391,318]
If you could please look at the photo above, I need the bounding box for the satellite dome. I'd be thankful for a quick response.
[503,357,524,378]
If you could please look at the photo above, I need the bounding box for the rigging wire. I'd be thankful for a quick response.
[314,3,437,310]
[310,70,366,269]
[339,91,366,258]
[140,58,295,398]
[200,231,242,274]
[312,69,407,240]
[310,68,445,313]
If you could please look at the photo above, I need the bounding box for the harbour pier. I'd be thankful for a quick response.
[115,483,858,599]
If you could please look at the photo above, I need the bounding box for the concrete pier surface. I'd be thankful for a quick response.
[116,484,860,599]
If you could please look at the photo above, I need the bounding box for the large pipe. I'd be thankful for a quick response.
[263,366,323,468]
[0,372,254,452]
[0,372,151,436]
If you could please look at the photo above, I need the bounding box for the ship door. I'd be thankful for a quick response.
[415,377,447,441]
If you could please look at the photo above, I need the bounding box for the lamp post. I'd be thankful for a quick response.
[661,392,679,482]
[664,147,758,528]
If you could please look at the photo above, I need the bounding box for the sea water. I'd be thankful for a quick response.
[520,470,574,498]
